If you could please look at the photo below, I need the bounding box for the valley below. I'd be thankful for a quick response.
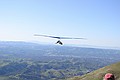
[0,41,120,80]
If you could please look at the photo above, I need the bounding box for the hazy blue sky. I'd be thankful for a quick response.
[0,0,120,48]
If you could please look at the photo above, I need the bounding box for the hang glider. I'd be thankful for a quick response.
[34,34,86,45]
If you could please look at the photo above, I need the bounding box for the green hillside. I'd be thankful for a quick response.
[69,62,120,80]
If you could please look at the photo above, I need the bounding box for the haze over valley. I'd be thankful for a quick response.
[0,41,120,80]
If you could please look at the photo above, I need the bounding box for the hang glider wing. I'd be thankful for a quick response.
[34,34,86,40]
[34,34,61,39]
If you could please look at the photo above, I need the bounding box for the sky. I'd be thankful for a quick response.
[0,0,120,48]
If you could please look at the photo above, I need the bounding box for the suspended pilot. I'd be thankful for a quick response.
[56,40,63,45]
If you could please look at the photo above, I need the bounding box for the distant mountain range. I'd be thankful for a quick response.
[31,41,120,50]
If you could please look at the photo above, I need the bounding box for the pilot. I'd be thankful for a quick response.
[56,40,63,45]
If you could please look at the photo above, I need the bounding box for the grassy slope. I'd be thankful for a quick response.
[69,62,120,80]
